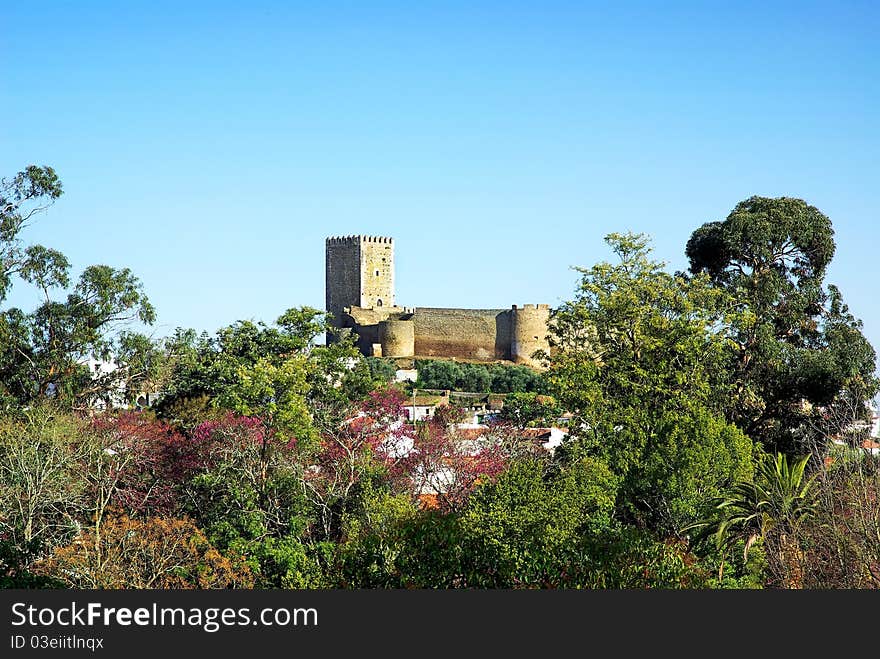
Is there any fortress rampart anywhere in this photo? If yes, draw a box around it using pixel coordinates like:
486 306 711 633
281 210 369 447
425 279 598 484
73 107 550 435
326 235 550 368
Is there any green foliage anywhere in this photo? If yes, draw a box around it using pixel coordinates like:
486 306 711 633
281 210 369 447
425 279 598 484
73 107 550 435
689 453 818 552
623 408 755 533
496 392 562 427
156 394 223 434
549 232 734 426
548 232 756 534
335 490 425 587
335 467 728 588
569 527 715 588
217 356 313 444
1 165 64 304
686 196 879 455
183 419 319 587
157 311 322 406
415 359 547 393
0 538 65 588
1 166 155 409
306 336 386 428
686 452 818 587
456 457 617 587
226 534 327 589
366 357 398 384
157 307 381 434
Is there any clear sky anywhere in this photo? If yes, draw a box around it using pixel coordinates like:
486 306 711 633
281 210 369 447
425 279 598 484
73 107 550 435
2 2 878 359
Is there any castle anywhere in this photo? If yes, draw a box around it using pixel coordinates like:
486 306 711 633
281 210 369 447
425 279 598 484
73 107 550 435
325 235 551 368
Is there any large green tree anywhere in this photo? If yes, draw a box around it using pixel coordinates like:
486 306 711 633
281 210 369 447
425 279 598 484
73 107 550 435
547 232 755 533
0 166 156 410
686 196 878 455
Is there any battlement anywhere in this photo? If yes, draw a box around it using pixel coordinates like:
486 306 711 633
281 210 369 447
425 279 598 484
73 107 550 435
512 303 551 311
326 235 393 245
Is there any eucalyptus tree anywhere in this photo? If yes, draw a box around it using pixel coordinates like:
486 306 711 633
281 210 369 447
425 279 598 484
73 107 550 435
1 165 157 410
686 196 878 455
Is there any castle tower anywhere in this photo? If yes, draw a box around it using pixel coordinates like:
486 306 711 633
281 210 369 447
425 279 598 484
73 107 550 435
511 304 551 368
379 318 415 358
325 235 395 338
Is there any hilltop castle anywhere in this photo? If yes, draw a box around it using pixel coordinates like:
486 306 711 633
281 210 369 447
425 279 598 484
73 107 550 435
325 235 551 368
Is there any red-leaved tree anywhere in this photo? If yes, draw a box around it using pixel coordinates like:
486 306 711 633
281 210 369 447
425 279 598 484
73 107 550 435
303 387 410 539
389 419 510 510
87 412 211 517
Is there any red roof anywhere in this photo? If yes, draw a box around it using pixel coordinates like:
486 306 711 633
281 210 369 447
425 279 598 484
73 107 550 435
456 428 492 440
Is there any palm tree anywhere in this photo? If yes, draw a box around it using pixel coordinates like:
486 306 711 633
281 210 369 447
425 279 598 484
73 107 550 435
685 452 819 586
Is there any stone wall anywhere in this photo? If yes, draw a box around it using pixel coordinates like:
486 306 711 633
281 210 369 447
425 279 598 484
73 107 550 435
379 318 415 357
411 308 512 361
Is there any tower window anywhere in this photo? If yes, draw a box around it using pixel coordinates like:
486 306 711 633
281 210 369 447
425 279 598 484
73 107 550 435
376 299 383 307
375 270 380 276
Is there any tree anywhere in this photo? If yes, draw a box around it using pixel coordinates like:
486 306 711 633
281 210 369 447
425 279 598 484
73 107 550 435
496 392 561 427
0 406 88 549
302 387 407 540
35 513 254 589
88 412 209 517
182 413 321 588
456 457 617 587
797 458 880 588
414 359 547 394
1 165 64 303
686 196 878 455
1 166 155 410
366 357 397 384
157 306 378 431
415 360 462 391
156 315 313 407
686 452 818 587
547 232 755 533
217 356 314 446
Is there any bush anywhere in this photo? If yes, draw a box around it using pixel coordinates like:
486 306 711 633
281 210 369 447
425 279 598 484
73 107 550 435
415 360 547 393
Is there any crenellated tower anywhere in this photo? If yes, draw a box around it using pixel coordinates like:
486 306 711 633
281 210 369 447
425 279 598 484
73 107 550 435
511 304 551 367
325 235 395 340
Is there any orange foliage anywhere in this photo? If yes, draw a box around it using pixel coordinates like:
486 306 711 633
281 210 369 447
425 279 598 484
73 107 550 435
36 512 253 589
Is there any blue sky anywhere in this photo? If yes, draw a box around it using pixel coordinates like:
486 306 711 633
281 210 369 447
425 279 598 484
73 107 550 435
2 1 878 358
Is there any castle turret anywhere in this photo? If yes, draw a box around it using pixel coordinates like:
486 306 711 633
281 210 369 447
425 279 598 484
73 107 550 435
510 304 551 368
379 318 415 358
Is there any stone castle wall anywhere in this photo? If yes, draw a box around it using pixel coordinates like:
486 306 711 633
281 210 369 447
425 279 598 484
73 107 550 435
378 318 415 358
326 235 550 368
411 308 511 361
